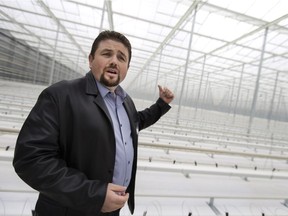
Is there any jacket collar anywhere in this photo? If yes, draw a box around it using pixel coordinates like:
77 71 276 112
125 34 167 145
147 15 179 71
85 71 113 124
85 71 99 96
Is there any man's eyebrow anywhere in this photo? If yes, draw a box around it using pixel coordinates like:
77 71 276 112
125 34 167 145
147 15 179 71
100 48 113 53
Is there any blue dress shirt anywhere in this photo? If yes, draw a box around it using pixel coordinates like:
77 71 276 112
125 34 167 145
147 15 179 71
96 80 134 187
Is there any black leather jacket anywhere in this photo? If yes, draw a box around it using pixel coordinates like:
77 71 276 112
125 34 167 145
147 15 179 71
13 71 171 216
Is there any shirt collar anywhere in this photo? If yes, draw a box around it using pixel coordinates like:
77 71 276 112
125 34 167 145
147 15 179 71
95 79 127 100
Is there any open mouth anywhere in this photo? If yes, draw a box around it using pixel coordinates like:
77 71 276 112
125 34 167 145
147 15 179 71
107 68 118 74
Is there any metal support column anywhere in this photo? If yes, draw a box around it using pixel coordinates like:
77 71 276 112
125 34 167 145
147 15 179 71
49 24 60 85
283 199 288 208
233 64 244 119
194 54 206 116
267 71 279 129
105 0 114 30
176 4 198 124
207 198 221 215
275 87 283 120
229 77 236 114
244 89 250 115
100 1 105 32
33 41 41 84
73 50 81 79
183 73 190 106
203 71 210 108
247 27 268 134
154 49 163 97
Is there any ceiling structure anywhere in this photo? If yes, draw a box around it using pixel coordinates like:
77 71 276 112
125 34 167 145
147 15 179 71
0 0 288 124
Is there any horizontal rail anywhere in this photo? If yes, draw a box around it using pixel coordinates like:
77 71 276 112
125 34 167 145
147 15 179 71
0 189 287 201
139 141 288 160
137 160 288 180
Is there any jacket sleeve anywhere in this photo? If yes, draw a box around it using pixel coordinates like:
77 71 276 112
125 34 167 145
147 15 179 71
13 88 106 214
138 98 171 131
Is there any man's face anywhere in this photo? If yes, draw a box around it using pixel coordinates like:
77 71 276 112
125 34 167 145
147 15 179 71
89 39 129 89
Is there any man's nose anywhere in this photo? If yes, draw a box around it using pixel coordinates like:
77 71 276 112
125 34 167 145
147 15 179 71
109 61 117 68
109 55 118 67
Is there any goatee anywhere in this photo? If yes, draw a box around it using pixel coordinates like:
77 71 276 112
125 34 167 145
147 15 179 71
100 73 120 87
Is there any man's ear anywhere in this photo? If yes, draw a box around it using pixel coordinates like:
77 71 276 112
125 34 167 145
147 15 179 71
88 54 93 69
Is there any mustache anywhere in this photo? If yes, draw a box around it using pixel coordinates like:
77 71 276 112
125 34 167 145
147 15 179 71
108 62 117 68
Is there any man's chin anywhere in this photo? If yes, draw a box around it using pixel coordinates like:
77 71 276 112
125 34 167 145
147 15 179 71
101 80 119 88
100 75 120 87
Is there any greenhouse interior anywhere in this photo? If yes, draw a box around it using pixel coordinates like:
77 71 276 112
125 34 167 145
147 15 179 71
0 0 288 215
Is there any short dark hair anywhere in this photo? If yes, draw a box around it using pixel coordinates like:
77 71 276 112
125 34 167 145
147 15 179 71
89 30 132 67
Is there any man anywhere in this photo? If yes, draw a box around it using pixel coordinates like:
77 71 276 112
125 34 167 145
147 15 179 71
13 30 174 216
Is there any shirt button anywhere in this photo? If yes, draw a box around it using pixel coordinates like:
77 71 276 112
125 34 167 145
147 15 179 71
128 161 130 164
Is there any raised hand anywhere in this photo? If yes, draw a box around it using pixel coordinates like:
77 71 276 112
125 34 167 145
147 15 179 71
158 85 174 104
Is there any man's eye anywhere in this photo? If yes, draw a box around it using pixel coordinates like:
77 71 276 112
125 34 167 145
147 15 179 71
118 55 126 62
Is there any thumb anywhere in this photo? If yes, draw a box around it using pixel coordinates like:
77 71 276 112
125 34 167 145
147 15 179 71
158 85 163 93
109 183 127 193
